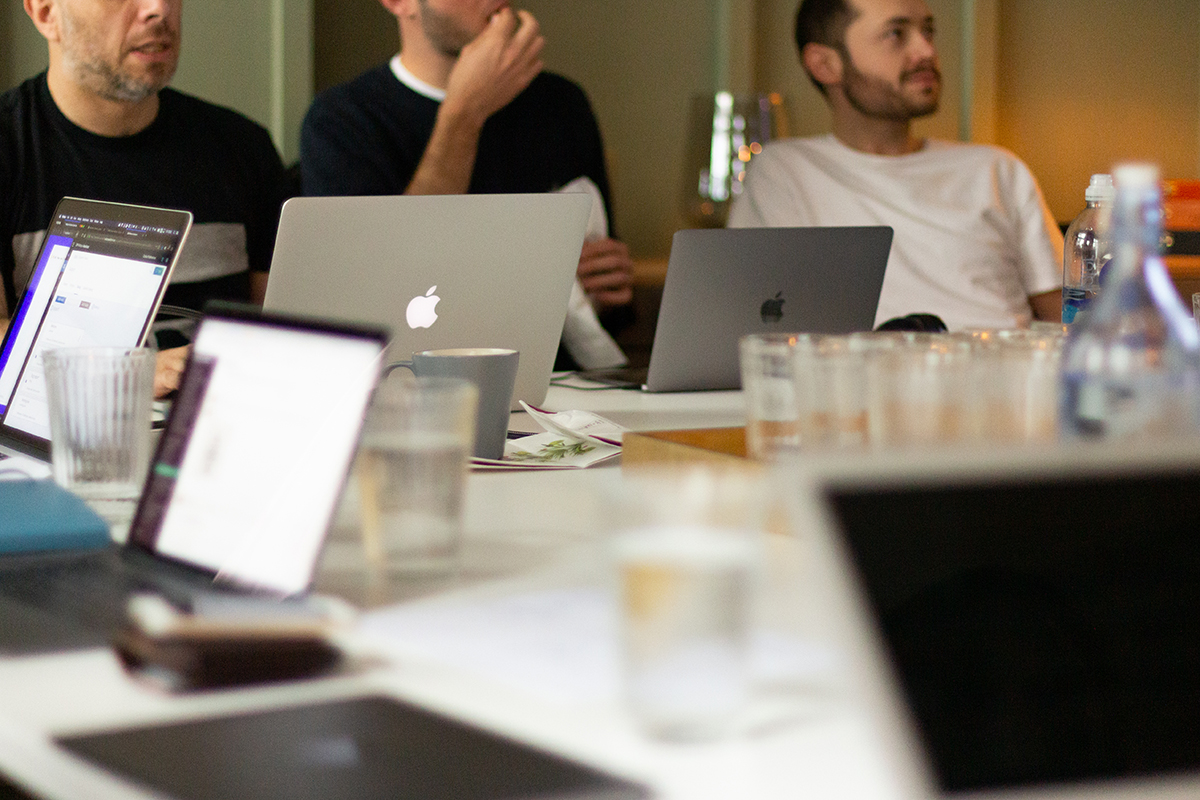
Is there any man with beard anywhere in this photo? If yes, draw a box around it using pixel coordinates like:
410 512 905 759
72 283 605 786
730 0 1062 330
300 1 634 370
0 0 289 395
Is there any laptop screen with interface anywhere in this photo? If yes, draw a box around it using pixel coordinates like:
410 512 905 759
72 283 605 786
0 197 191 451
126 305 387 595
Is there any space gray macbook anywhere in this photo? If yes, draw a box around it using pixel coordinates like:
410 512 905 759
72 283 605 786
263 193 591 409
0 197 192 460
795 443 1200 800
643 226 892 392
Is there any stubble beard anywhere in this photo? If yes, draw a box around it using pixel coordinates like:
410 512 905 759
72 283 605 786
840 51 941 122
417 0 476 58
59 13 177 103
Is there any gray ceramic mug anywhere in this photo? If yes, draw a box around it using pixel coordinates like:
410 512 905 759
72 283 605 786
386 348 519 460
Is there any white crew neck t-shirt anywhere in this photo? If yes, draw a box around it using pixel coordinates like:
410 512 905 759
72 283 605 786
729 134 1063 330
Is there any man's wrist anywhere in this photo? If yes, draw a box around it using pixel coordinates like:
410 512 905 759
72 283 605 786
437 93 488 133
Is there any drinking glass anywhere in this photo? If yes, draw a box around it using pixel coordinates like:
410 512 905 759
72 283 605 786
739 333 800 461
612 469 763 741
356 376 478 591
43 347 156 536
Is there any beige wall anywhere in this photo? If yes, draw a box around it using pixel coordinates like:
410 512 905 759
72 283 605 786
1 3 49 84
313 0 397 93
520 0 718 258
990 0 1200 223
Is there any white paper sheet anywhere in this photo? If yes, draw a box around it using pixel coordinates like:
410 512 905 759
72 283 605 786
359 586 840 707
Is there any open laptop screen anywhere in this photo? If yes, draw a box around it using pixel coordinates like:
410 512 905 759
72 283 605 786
829 469 1200 794
0 198 191 440
128 306 387 595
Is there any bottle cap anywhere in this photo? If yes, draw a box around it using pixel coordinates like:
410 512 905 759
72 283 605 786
1113 163 1160 191
1085 173 1115 203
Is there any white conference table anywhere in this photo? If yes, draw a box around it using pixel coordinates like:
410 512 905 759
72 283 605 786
0 381 909 800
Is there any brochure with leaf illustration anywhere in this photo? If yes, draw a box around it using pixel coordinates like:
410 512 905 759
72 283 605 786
470 405 625 470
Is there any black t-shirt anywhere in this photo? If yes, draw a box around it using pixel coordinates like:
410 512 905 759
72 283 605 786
0 73 289 315
300 66 616 222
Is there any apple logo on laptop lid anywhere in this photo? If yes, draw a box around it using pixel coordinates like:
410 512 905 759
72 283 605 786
406 286 440 329
760 292 784 324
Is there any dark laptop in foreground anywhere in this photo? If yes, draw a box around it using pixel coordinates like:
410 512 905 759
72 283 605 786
52 694 648 800
797 443 1200 799
589 225 891 392
0 198 192 460
0 303 387 655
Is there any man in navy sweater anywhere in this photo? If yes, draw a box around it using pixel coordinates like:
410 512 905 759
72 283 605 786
301 2 634 367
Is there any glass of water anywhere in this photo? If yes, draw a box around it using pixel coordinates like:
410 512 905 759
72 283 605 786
612 469 764 741
356 376 478 590
43 346 156 538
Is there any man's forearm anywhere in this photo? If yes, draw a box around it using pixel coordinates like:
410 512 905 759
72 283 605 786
404 104 484 196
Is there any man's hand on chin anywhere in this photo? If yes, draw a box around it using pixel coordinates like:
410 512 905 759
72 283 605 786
443 8 545 124
154 345 190 399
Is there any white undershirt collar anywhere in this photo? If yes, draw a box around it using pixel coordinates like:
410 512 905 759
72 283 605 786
389 55 446 102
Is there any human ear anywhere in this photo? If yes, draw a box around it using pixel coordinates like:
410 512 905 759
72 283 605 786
802 42 843 88
24 0 61 43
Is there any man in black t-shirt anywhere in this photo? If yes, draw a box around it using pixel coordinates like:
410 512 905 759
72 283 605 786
1 0 289 395
301 1 634 368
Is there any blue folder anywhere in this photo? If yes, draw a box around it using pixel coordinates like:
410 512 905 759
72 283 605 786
0 480 110 553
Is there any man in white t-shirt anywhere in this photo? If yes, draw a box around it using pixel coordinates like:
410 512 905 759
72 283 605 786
729 0 1063 330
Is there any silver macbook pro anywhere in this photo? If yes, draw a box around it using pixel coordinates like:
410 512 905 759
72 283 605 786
794 442 1200 800
0 198 192 461
263 193 591 409
643 226 891 392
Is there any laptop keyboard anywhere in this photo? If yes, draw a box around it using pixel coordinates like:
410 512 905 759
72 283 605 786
0 551 146 624
0 549 211 654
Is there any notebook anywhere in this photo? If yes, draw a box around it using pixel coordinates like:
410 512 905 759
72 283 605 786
0 197 192 460
263 193 591 409
796 443 1200 799
0 303 388 654
641 226 891 392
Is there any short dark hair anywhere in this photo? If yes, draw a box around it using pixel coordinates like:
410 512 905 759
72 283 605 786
794 0 858 93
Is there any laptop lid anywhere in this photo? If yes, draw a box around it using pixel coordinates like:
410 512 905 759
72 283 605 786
795 444 1200 800
126 303 388 595
57 695 649 800
644 226 892 392
262 193 591 409
0 197 192 459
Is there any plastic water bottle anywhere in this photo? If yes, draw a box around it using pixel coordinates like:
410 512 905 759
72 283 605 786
1061 174 1114 325
1060 163 1200 440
